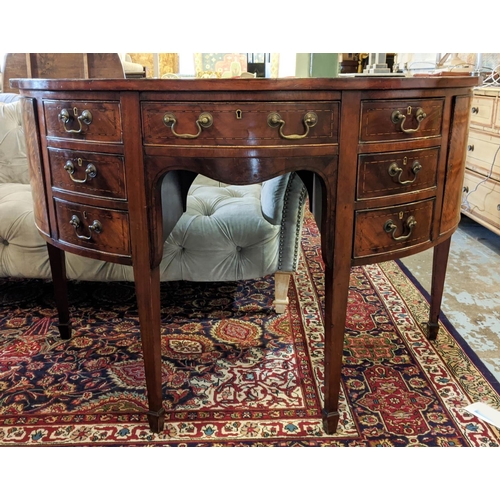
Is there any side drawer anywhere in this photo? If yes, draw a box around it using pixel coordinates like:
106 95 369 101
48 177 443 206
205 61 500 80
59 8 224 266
357 147 439 200
43 100 122 143
465 130 500 181
462 170 500 232
470 95 495 128
354 199 435 258
142 101 339 146
360 99 443 143
54 199 130 257
48 148 127 200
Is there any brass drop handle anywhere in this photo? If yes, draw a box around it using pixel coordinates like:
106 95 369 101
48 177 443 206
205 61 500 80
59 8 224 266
384 215 417 241
391 107 427 134
58 108 93 134
267 111 318 140
388 160 422 185
163 112 213 139
69 215 102 240
64 160 97 183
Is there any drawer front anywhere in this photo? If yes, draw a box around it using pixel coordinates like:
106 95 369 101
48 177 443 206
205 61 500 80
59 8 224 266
354 199 434 258
462 170 500 230
48 148 127 199
360 99 443 143
142 101 339 146
54 199 130 257
470 95 495 127
357 147 439 200
465 130 500 181
43 100 122 143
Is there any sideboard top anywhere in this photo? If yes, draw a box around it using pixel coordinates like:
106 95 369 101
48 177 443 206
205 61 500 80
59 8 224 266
10 76 481 93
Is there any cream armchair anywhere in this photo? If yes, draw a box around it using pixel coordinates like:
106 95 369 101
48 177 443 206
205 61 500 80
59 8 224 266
0 93 307 312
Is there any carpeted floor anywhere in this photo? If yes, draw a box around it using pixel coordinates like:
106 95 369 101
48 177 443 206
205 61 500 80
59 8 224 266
0 212 499 446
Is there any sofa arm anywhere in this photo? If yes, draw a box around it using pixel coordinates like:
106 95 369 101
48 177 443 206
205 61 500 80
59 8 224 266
0 94 29 185
0 93 21 104
261 172 307 272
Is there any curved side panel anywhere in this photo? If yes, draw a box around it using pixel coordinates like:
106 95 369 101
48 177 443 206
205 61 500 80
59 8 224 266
21 97 50 237
440 93 473 235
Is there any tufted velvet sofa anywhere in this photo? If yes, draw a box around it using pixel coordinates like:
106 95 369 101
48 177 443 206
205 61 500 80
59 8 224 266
0 93 308 312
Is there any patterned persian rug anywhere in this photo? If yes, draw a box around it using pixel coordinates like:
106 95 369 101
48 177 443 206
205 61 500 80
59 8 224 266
1 212 499 447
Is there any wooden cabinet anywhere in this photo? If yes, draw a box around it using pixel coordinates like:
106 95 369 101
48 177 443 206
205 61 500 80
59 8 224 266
462 87 500 235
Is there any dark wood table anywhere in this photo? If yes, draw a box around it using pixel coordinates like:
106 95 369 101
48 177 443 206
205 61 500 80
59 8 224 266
12 76 479 434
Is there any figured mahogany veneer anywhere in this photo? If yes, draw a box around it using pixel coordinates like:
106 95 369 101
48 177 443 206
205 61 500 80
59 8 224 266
12 76 479 435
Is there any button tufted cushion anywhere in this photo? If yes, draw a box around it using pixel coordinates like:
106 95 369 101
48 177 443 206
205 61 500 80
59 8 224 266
0 99 29 184
160 176 281 282
0 183 52 277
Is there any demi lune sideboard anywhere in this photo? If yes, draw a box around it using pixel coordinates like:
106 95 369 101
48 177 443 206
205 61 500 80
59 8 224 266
12 76 479 434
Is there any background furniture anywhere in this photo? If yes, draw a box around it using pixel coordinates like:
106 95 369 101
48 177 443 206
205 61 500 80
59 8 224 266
0 92 306 311
121 54 146 78
462 87 500 235
13 76 478 435
1 54 125 93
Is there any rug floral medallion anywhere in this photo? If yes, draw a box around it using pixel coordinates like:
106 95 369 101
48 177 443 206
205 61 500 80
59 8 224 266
0 213 499 446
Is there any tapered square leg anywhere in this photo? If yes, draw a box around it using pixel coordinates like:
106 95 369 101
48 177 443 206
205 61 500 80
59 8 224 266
46 243 72 340
427 237 452 340
133 264 165 433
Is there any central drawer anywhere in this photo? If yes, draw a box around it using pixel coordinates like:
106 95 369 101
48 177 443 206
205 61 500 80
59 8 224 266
354 199 435 258
54 199 130 257
141 101 339 146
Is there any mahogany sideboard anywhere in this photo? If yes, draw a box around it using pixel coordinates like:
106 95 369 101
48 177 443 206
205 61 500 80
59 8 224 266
12 76 479 434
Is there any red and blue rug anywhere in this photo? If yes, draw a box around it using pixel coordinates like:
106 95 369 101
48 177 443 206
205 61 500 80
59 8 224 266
1 212 499 446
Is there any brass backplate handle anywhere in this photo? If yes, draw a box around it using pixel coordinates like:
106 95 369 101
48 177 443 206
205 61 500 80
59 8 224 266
388 160 422 185
64 160 97 184
384 215 417 241
69 215 102 240
391 107 427 134
267 111 318 140
163 112 213 139
58 108 93 134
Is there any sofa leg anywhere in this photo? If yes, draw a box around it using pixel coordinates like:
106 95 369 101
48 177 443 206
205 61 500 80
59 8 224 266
274 271 291 313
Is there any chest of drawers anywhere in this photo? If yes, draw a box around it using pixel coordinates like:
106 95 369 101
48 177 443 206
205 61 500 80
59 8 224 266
13 76 478 435
462 87 500 235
